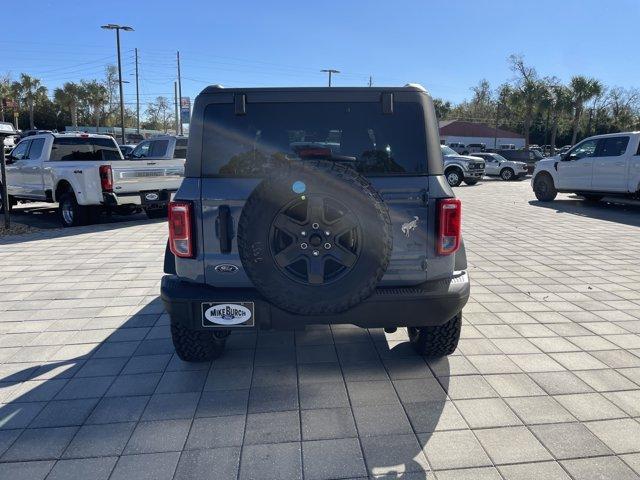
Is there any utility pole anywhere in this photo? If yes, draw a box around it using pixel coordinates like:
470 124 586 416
177 51 183 135
135 47 140 134
321 69 340 87
368 76 373 87
101 24 134 144
174 81 179 135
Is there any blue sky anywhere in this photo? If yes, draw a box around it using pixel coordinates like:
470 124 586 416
2 0 639 110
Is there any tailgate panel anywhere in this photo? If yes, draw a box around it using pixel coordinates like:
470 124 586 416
111 160 185 194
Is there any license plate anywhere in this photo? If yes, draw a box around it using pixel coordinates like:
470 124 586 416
201 302 255 328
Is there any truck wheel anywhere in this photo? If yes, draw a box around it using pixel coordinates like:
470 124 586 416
58 192 89 227
463 178 478 186
171 323 226 362
238 160 392 315
145 207 168 219
500 168 514 181
445 168 463 187
408 313 462 357
533 173 557 202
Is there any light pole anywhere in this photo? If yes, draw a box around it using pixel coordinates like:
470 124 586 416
321 69 340 87
101 24 134 144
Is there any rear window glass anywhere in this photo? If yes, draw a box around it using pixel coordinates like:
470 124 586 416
51 137 121 161
202 102 427 176
599 136 629 157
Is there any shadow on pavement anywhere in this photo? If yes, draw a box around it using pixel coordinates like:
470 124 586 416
0 204 166 246
529 195 640 228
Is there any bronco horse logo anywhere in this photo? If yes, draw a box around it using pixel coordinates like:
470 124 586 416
401 216 419 237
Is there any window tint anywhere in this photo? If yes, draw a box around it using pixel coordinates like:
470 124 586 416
11 140 30 160
202 102 427 176
599 136 629 157
176 139 188 147
173 147 187 159
131 141 150 158
150 140 169 157
569 139 598 159
26 138 45 159
50 137 122 161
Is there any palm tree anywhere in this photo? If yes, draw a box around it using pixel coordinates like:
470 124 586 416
81 80 108 132
568 76 603 145
508 55 545 147
53 82 82 128
12 74 47 129
548 85 573 154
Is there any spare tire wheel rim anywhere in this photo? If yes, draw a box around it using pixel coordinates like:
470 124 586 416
270 194 361 285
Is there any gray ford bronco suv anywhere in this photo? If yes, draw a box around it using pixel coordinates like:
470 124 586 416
161 85 470 361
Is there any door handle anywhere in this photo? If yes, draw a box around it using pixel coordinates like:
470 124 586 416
73 170 83 174
216 205 233 253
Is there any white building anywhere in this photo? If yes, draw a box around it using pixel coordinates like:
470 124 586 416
439 120 525 149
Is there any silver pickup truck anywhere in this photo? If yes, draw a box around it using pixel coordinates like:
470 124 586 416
0 132 185 226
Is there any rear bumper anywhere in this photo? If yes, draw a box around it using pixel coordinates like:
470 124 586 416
160 271 470 330
103 189 176 208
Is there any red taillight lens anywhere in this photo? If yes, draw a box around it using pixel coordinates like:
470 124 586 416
168 201 194 258
99 165 113 191
437 198 462 255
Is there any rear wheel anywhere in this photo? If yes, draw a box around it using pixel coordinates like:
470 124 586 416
58 192 89 227
145 207 168 219
408 313 462 357
171 323 227 362
500 168 515 181
533 173 557 201
445 168 463 187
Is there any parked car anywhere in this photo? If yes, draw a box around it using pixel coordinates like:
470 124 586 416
161 84 470 361
126 135 188 161
441 145 485 186
0 122 19 154
466 143 486 153
471 152 528 180
448 142 469 155
0 132 185 225
499 144 516 150
119 144 136 157
487 148 543 173
532 132 640 202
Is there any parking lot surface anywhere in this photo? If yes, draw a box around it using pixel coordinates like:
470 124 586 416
1 180 640 480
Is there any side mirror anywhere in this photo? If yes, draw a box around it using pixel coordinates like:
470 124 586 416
4 155 15 165
561 153 572 161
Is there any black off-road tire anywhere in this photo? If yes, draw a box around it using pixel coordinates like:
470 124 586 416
171 323 226 362
58 192 89 227
463 178 479 186
408 313 462 357
533 173 557 201
445 168 463 187
500 168 515 181
145 207 168 219
238 160 392 315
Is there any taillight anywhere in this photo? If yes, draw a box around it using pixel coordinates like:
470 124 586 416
169 201 194 258
99 165 113 191
437 198 461 255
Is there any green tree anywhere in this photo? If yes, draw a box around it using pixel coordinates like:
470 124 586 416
568 75 603 145
81 80 109 131
432 98 452 120
546 84 573 154
53 82 82 128
13 73 48 129
508 55 546 148
145 96 172 132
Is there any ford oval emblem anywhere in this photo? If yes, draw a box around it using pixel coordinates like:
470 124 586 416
145 192 159 201
215 264 239 273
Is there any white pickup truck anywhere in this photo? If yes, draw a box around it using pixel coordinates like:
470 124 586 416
0 132 185 226
532 132 640 202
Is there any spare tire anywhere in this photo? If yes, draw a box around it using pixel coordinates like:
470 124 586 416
238 160 392 315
